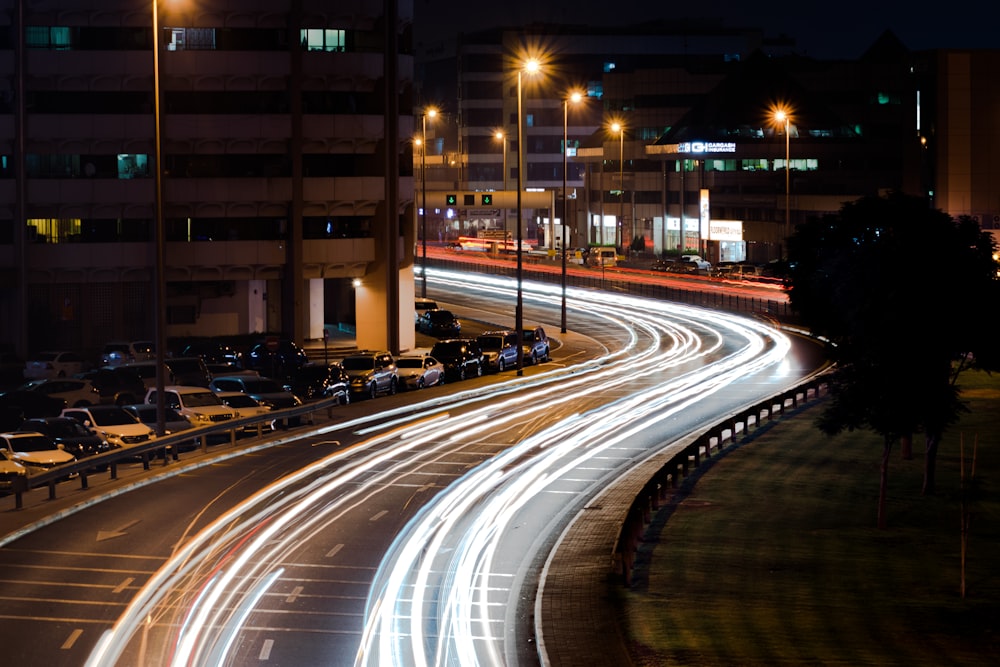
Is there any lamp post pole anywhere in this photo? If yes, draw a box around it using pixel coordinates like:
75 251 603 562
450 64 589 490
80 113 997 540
561 92 581 334
152 0 166 439
496 130 507 246
515 60 539 375
561 98 569 334
420 108 436 298
618 125 624 250
516 67 525 375
774 108 791 259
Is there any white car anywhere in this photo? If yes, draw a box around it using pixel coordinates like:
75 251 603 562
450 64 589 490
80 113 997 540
145 386 237 426
0 431 77 476
100 340 156 367
23 351 85 380
18 378 100 408
0 452 29 491
214 391 273 432
60 405 156 449
395 354 445 390
681 254 712 271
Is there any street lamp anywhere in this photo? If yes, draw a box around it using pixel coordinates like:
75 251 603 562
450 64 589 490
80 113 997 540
773 108 791 258
562 91 583 334
516 58 540 376
420 107 437 298
495 130 507 245
611 121 624 250
152 0 167 440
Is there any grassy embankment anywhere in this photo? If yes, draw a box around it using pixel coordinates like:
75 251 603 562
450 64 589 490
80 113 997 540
623 369 999 666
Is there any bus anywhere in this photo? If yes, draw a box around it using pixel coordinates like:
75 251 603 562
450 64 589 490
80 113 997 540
454 236 531 254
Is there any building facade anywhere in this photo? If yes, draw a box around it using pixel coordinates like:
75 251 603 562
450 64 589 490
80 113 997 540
1 0 417 360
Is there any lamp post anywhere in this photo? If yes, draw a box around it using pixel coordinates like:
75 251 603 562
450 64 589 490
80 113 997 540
152 0 167 439
774 108 791 258
420 107 437 298
561 91 583 334
611 121 624 250
516 59 540 376
496 130 507 245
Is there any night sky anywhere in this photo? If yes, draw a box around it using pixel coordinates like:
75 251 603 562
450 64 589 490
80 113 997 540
413 0 999 59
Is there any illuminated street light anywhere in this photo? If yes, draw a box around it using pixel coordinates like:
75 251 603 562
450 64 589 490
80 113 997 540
773 108 791 258
516 58 540 376
420 107 438 298
562 91 584 334
610 121 625 250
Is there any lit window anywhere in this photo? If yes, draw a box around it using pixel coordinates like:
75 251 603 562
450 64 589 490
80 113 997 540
301 29 346 52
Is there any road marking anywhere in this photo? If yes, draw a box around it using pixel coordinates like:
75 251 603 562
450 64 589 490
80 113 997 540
259 638 274 660
61 628 83 649
285 586 303 603
369 510 388 522
96 519 141 542
113 577 134 594
326 543 344 558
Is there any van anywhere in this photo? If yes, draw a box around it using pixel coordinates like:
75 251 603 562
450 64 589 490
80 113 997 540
588 247 618 267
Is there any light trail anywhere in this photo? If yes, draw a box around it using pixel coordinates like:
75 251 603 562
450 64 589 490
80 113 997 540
85 268 793 667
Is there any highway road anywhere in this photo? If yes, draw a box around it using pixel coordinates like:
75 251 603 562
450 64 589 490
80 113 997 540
0 268 825 667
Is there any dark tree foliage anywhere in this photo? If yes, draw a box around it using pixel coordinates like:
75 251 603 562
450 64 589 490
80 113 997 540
786 192 998 525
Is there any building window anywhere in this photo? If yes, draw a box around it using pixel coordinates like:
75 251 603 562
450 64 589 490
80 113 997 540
167 27 216 51
301 29 346 52
25 26 71 50
117 154 149 179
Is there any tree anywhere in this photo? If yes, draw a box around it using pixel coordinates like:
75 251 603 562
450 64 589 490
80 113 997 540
786 192 998 526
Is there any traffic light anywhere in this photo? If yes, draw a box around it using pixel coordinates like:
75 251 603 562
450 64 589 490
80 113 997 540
446 193 457 206
481 194 492 205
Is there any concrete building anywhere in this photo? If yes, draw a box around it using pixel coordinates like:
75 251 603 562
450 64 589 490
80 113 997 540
1 0 417 360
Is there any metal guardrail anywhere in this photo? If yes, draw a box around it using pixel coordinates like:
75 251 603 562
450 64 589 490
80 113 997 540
3 396 342 509
610 376 830 586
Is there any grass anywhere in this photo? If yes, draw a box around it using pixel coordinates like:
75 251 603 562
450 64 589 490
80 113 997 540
621 370 1000 666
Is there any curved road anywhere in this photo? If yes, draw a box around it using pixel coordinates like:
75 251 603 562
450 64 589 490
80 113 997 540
0 269 824 667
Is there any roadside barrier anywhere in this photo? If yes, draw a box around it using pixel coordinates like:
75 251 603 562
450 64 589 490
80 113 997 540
611 377 829 586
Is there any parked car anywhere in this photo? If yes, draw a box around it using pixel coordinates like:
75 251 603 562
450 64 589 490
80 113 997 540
125 357 212 389
213 392 273 432
60 405 156 449
144 386 238 427
417 309 462 337
244 339 309 380
180 339 245 368
681 254 712 271
430 339 484 380
284 363 351 404
0 390 66 431
99 340 155 367
20 416 115 463
23 351 85 380
0 431 77 477
122 404 195 440
17 378 99 408
521 326 551 365
77 366 147 406
395 354 445 390
414 299 439 327
476 330 519 372
340 351 398 399
0 453 28 493
208 376 303 426
206 364 259 380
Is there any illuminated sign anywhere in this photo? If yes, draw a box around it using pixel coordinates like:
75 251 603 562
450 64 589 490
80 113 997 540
677 141 737 154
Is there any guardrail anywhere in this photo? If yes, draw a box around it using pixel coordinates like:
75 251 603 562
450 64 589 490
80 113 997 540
611 376 830 586
3 396 342 510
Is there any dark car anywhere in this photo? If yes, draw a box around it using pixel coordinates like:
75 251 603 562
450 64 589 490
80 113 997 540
0 390 66 431
417 309 462 337
476 330 519 372
181 339 245 368
521 326 551 365
77 366 147 406
245 339 309 380
284 363 351 404
19 416 115 463
430 339 484 380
